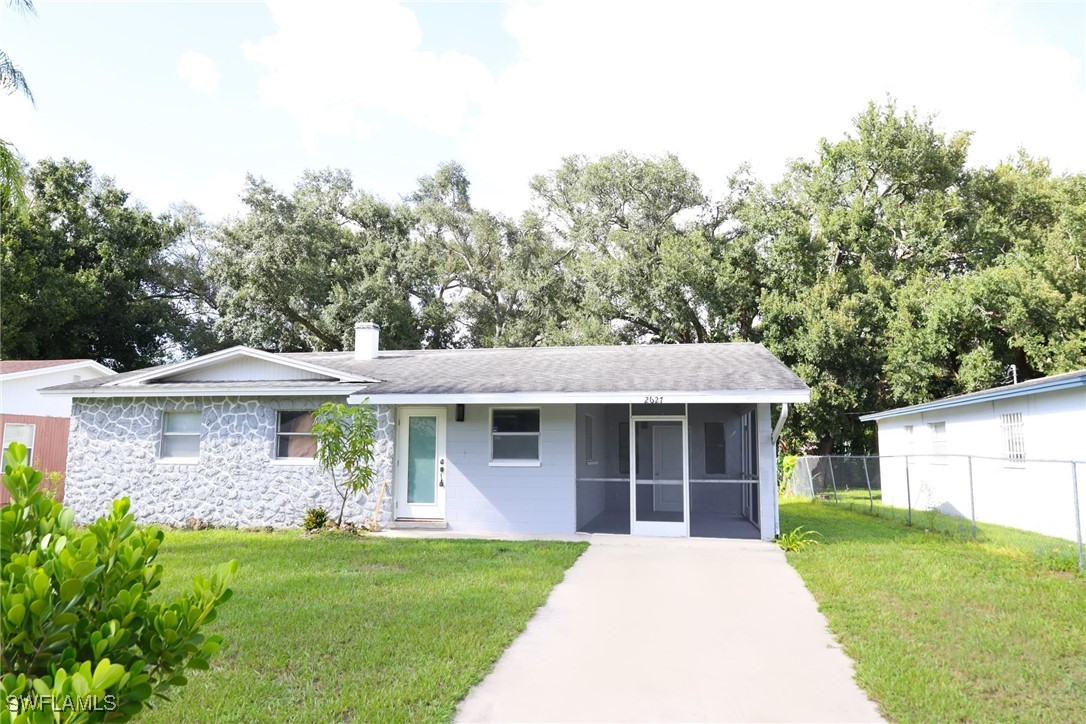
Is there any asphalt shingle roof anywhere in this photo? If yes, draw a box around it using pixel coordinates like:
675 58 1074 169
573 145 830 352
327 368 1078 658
860 368 1086 421
44 343 807 396
0 359 96 375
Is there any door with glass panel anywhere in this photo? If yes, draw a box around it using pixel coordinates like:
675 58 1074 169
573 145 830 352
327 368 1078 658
631 418 688 536
395 408 447 520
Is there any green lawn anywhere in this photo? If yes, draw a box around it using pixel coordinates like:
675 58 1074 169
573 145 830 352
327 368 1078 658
141 531 586 723
780 499 1086 722
817 489 1084 565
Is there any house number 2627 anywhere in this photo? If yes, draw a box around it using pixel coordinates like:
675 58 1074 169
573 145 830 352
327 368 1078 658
644 396 664 404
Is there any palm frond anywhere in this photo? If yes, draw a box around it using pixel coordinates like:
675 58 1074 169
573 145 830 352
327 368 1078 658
0 49 34 104
5 0 37 17
0 138 28 217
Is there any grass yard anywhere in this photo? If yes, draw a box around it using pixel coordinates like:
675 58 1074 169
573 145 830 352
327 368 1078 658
780 499 1086 722
141 531 586 723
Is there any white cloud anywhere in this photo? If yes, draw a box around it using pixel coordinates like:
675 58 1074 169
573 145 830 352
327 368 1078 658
0 93 47 160
177 51 221 93
243 0 492 147
246 0 1086 215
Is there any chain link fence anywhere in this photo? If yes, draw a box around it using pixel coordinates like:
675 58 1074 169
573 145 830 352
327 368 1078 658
785 454 1085 572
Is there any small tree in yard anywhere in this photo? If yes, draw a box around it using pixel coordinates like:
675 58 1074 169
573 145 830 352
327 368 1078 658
0 443 237 722
312 401 379 528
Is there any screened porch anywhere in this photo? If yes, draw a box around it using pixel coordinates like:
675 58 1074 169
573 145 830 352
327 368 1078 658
574 403 762 538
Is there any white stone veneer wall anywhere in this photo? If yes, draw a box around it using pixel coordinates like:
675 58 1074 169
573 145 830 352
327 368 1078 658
65 396 395 528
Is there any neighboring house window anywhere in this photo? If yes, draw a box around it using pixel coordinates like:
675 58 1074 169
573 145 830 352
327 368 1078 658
1000 412 1026 463
491 408 540 464
928 421 947 463
3 423 36 464
160 411 201 459
618 422 630 475
584 415 597 465
704 422 726 475
277 411 317 458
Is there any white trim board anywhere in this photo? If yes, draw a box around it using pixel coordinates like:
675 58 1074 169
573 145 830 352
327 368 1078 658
0 360 116 382
103 346 377 387
41 386 360 397
351 390 810 405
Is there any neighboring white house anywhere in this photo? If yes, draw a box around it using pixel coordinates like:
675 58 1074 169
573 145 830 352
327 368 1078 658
0 360 116 497
41 323 809 540
861 370 1086 541
1 359 116 418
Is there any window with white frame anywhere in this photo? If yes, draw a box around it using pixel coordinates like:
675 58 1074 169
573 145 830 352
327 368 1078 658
928 421 947 463
1000 412 1025 463
3 423 36 464
903 424 916 455
276 411 317 459
584 414 597 465
491 408 540 464
159 411 201 459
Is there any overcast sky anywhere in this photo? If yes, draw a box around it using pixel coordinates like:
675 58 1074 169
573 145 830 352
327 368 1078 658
3 0 1084 220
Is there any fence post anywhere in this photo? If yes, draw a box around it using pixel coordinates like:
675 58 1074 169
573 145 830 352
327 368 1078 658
1072 462 1084 573
827 456 839 503
862 456 873 513
904 455 912 526
967 455 977 540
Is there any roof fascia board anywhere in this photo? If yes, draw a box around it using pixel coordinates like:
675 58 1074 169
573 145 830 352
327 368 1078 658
105 347 375 386
0 360 117 382
41 385 362 397
350 390 811 405
860 376 1086 422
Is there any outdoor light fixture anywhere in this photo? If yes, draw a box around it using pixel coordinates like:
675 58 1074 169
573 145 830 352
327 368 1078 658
456 404 465 422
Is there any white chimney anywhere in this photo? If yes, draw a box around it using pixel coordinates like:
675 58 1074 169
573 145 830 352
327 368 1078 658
354 322 380 360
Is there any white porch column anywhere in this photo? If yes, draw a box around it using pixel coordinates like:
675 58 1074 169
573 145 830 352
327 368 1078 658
757 403 778 541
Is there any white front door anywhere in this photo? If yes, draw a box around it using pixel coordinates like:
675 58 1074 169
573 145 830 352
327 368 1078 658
395 407 447 520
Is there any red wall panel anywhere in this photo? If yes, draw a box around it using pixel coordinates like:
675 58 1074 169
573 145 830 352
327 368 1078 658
0 414 70 503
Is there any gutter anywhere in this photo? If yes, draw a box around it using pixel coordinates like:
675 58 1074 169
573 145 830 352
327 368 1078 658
39 386 364 397
771 402 789 445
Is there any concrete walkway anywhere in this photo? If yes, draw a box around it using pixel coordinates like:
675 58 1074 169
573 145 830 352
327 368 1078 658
456 536 882 723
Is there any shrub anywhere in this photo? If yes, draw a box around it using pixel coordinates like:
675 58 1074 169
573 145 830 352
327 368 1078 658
312 401 379 527
302 507 329 531
0 443 237 721
777 525 823 552
779 454 799 494
1035 549 1080 574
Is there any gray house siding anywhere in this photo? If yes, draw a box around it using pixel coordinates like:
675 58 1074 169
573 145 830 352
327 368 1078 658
440 404 576 533
65 396 395 528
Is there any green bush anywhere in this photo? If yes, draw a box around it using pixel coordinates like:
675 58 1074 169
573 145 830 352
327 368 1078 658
0 443 237 722
312 401 378 527
302 507 329 531
778 454 798 493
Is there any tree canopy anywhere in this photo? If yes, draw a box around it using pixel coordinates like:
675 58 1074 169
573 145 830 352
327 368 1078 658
0 159 212 369
3 100 1083 453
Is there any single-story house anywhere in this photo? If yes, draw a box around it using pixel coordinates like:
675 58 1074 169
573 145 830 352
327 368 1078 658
42 323 809 540
861 369 1086 541
0 359 117 502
